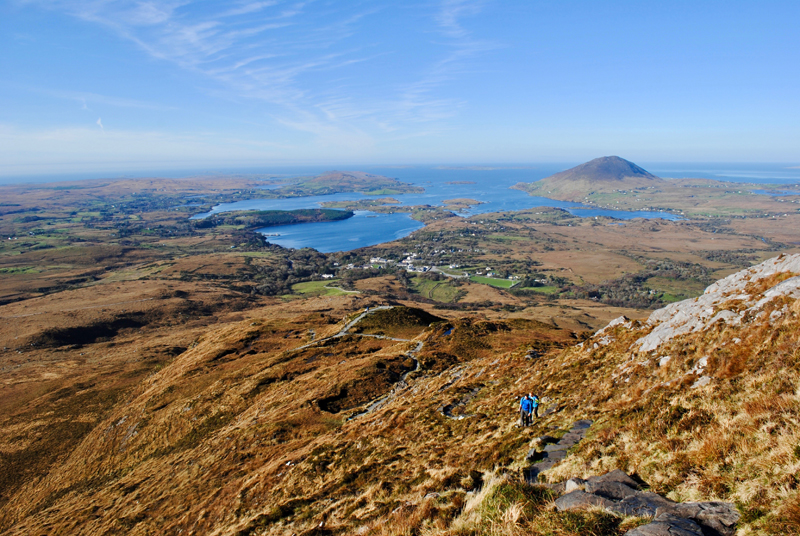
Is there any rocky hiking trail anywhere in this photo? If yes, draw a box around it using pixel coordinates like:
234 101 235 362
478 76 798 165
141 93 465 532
290 305 397 352
523 419 593 482
521 422 740 535
552 469 740 536
294 302 745 535
287 305 427 420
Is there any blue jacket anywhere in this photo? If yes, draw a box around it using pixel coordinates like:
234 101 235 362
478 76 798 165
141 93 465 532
520 397 533 412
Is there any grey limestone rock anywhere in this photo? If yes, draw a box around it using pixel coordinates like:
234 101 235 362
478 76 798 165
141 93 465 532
612 492 676 517
523 462 555 484
571 419 593 430
659 502 740 536
624 513 704 536
558 432 583 445
584 480 639 500
547 469 739 536
543 481 566 494
636 254 800 353
554 490 616 512
691 375 711 389
542 449 567 461
588 469 642 490
564 477 586 493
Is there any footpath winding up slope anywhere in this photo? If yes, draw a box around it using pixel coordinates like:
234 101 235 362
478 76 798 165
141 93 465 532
526 253 800 534
1 256 799 535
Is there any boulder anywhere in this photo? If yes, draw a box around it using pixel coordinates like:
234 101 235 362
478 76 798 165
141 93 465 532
554 490 616 512
612 492 675 517
558 432 583 444
523 462 555 483
587 469 641 490
660 502 740 536
542 449 567 461
564 477 586 493
543 481 566 494
571 419 593 430
625 513 704 536
584 480 639 500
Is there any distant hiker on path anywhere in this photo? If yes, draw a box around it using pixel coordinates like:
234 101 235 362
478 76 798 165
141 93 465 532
519 394 533 427
530 393 540 419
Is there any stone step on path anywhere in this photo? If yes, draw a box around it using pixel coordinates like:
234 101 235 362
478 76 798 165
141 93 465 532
549 469 740 536
523 419 593 484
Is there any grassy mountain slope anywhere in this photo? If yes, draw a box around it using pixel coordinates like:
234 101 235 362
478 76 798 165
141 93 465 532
2 255 799 535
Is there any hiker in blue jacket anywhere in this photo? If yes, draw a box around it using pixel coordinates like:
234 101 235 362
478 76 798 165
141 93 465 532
519 394 533 427
530 393 540 418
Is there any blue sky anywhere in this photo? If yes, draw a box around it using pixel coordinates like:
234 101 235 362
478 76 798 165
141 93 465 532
1 0 798 176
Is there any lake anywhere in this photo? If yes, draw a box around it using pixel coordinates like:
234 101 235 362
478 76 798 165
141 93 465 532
7 163 797 252
195 166 684 252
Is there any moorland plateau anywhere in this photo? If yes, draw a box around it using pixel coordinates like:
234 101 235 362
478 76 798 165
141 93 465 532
1 159 800 535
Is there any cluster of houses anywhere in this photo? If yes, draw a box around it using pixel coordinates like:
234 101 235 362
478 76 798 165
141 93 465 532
317 253 538 284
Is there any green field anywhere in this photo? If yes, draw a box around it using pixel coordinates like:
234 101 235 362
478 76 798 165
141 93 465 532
0 266 40 274
644 276 706 302
291 280 356 296
469 275 517 288
517 285 559 294
364 189 402 195
411 277 463 302
435 267 468 276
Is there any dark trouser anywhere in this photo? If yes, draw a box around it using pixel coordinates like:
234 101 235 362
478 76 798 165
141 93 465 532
532 405 539 418
520 410 531 427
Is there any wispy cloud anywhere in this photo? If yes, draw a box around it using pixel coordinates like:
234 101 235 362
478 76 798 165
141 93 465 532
435 0 485 38
220 1 280 18
96 117 104 129
19 0 501 147
391 0 499 127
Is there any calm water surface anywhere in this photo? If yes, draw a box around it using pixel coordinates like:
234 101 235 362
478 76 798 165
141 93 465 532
199 166 683 251
7 164 799 252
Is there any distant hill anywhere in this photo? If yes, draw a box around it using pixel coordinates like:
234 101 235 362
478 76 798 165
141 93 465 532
512 156 661 200
544 156 659 184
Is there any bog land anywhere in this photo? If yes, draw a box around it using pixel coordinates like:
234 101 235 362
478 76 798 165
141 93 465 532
1 168 800 535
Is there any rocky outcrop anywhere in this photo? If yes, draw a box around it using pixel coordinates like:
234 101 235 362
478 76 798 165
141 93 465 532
635 254 800 353
550 470 740 536
625 513 704 536
554 489 616 511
